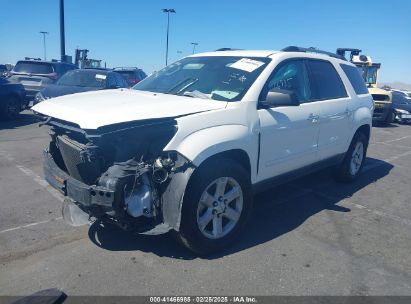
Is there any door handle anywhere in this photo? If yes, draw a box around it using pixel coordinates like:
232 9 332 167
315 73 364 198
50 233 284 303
307 113 320 123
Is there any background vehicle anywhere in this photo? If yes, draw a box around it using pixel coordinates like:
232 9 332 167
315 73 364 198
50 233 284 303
74 49 103 69
337 48 393 125
33 47 373 255
113 67 147 86
0 77 26 120
0 64 8 78
32 69 129 106
392 90 411 123
8 59 77 102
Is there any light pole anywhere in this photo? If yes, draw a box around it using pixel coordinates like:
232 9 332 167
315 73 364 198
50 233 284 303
162 8 176 66
191 42 198 54
39 31 49 60
60 0 66 61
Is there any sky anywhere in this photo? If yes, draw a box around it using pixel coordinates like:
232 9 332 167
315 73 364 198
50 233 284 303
0 0 410 83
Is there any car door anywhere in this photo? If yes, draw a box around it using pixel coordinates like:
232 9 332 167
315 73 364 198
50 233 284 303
257 59 322 181
306 59 351 160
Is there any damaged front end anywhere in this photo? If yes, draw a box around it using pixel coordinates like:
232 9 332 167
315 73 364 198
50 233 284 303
42 117 193 234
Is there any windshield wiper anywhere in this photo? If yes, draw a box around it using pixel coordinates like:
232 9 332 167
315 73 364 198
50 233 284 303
166 78 199 94
182 90 211 99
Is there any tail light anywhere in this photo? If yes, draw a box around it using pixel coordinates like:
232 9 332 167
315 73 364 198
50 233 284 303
130 79 140 85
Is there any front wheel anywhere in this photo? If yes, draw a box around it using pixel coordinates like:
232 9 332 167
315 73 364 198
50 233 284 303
386 110 395 124
174 158 252 255
336 132 368 182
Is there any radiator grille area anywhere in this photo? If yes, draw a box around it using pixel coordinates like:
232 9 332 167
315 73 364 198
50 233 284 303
57 135 101 184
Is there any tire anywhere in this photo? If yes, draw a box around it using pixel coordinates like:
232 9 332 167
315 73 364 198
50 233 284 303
336 132 368 182
386 110 395 124
174 158 253 255
1 95 20 120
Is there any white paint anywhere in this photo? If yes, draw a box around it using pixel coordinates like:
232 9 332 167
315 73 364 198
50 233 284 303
32 89 227 129
371 135 411 145
32 50 373 186
0 217 63 234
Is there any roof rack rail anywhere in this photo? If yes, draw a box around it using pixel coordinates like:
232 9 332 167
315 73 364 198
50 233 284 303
24 57 42 61
215 48 241 51
113 67 140 70
282 46 346 61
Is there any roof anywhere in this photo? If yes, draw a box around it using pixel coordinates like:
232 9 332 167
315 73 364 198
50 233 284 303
188 48 348 63
189 50 279 58
16 60 76 66
113 67 142 71
72 69 111 74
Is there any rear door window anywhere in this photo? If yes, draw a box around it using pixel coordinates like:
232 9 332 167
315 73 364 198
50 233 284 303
340 64 369 95
307 60 347 100
13 62 54 74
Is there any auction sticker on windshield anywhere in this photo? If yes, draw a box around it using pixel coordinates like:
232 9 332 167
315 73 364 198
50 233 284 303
96 74 107 80
230 58 265 72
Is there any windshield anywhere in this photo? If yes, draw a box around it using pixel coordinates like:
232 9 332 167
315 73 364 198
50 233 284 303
13 61 54 74
356 65 378 84
133 56 271 101
56 70 107 88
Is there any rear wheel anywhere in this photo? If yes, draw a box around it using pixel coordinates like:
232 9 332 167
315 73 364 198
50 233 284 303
1 95 20 120
336 132 368 182
174 158 252 255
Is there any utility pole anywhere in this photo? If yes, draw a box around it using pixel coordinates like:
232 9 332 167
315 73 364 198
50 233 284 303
162 8 176 66
39 31 49 60
191 42 199 54
60 0 66 62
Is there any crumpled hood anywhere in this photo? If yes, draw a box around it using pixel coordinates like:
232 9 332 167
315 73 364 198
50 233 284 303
32 89 227 129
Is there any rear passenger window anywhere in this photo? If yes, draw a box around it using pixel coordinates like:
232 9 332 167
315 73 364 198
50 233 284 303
308 60 347 100
340 64 369 95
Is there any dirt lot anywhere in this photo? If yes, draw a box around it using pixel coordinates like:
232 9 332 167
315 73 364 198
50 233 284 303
1 111 411 296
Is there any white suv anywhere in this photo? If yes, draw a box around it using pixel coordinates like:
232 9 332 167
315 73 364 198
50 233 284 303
33 47 373 255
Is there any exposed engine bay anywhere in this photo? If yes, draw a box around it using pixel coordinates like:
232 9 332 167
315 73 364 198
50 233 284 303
43 117 193 233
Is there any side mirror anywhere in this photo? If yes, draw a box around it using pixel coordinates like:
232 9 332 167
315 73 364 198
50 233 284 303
259 88 300 108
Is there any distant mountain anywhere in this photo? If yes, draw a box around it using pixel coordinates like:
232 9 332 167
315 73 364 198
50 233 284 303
379 82 411 90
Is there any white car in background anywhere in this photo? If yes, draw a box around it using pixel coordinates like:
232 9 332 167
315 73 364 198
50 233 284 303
33 47 373 255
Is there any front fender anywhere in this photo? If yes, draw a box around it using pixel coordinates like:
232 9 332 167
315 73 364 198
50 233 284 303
160 124 257 231
171 124 257 173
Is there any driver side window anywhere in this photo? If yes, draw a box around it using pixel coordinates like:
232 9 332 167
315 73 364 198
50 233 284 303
259 59 312 103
